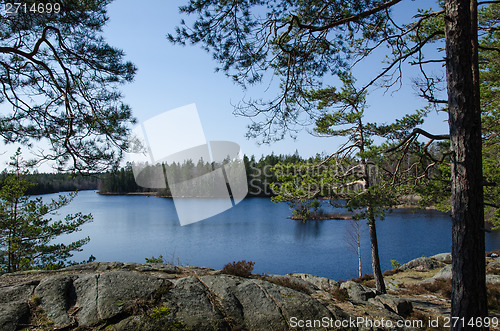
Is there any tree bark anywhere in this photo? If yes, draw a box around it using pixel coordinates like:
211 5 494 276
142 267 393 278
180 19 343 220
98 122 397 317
444 0 488 328
368 214 386 294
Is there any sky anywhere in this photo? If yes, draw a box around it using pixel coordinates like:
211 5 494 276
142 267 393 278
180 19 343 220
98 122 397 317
1 0 449 170
101 0 448 158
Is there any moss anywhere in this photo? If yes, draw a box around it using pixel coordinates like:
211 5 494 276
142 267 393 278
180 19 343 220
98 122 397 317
172 320 184 328
115 299 125 307
149 305 171 319
30 295 42 306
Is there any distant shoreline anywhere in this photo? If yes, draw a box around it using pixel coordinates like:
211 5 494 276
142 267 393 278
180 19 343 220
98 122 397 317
98 191 239 199
98 191 158 196
288 213 352 221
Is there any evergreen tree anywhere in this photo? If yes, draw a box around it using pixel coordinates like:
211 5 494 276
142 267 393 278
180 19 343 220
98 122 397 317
479 3 500 227
171 0 491 321
0 150 92 272
0 0 136 172
271 76 425 293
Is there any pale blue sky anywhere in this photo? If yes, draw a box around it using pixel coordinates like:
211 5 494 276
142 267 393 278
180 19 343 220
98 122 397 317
102 0 448 159
1 0 449 169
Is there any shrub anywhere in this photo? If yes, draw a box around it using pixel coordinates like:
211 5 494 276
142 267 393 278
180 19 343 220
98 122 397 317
145 255 165 263
351 274 375 287
391 259 401 269
329 288 349 302
221 260 255 277
351 273 374 283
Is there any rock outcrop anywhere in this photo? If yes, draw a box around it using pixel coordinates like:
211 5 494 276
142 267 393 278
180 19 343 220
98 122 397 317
0 262 356 330
6 252 496 330
368 294 413 317
429 253 452 264
399 257 444 272
339 280 376 302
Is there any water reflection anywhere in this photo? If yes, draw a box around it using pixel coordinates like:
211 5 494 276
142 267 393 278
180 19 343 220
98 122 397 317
53 191 500 280
294 220 323 241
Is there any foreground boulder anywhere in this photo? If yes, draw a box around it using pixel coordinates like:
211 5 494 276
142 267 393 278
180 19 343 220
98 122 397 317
339 280 375 302
0 263 347 331
5 255 480 330
368 294 413 317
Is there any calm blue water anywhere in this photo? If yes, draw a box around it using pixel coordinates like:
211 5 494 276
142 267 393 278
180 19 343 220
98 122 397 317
53 190 500 281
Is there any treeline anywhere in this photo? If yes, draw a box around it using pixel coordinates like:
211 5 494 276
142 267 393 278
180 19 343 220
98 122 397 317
98 152 323 197
2 153 319 197
0 171 99 195
98 165 143 194
0 152 343 197
0 149 443 200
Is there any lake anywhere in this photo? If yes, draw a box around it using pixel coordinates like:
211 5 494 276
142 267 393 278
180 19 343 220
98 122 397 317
54 190 500 281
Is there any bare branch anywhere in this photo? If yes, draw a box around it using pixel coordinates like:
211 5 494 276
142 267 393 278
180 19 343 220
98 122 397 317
289 0 403 32
385 128 449 154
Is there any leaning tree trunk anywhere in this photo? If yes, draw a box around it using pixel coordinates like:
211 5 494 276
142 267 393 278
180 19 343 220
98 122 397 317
367 211 386 294
445 0 488 328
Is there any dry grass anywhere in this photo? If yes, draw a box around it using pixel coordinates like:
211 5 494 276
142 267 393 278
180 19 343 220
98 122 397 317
486 261 500 275
408 310 448 331
401 278 452 299
488 283 500 313
383 269 402 277
351 274 376 288
262 275 312 294
388 268 441 285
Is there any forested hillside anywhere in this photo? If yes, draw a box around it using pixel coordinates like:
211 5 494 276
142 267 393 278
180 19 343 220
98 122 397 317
98 153 319 197
0 171 99 195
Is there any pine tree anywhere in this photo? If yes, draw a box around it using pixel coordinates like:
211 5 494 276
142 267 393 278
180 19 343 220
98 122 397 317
0 150 92 272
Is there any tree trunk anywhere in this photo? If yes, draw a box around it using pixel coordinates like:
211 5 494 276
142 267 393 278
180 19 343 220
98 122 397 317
357 223 362 278
368 215 386 294
444 0 488 328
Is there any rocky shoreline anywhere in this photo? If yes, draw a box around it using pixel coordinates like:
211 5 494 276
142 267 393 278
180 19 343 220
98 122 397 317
1 254 499 330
